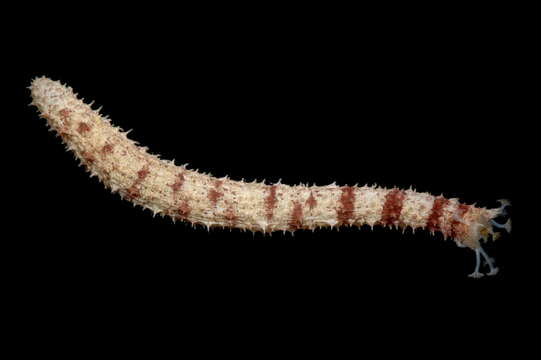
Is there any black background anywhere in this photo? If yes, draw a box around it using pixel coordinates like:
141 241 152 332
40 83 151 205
8 7 533 342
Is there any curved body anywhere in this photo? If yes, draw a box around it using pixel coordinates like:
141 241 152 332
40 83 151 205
30 77 508 275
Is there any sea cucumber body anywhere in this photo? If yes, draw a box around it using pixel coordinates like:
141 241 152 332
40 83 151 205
30 77 499 249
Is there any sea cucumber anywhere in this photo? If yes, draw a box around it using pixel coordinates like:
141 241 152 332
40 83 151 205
29 77 511 277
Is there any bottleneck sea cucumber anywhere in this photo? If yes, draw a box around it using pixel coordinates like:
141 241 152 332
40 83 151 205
29 77 511 278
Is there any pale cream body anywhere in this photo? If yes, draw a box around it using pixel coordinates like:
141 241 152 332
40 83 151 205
30 77 501 249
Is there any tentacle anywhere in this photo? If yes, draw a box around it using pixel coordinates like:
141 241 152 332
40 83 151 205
479 246 499 276
490 219 512 233
468 249 484 278
497 199 511 216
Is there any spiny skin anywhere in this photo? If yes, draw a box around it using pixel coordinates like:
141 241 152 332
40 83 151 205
30 77 503 250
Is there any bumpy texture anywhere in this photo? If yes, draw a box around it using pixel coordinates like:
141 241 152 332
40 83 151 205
30 77 503 250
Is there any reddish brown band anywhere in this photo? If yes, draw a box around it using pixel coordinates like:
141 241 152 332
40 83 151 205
337 186 355 225
380 189 407 226
289 201 304 229
265 185 278 221
426 197 449 233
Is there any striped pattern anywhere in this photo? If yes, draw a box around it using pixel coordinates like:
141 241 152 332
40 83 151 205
426 197 449 233
380 189 406 227
265 185 278 221
30 77 503 251
289 201 303 229
337 186 355 225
